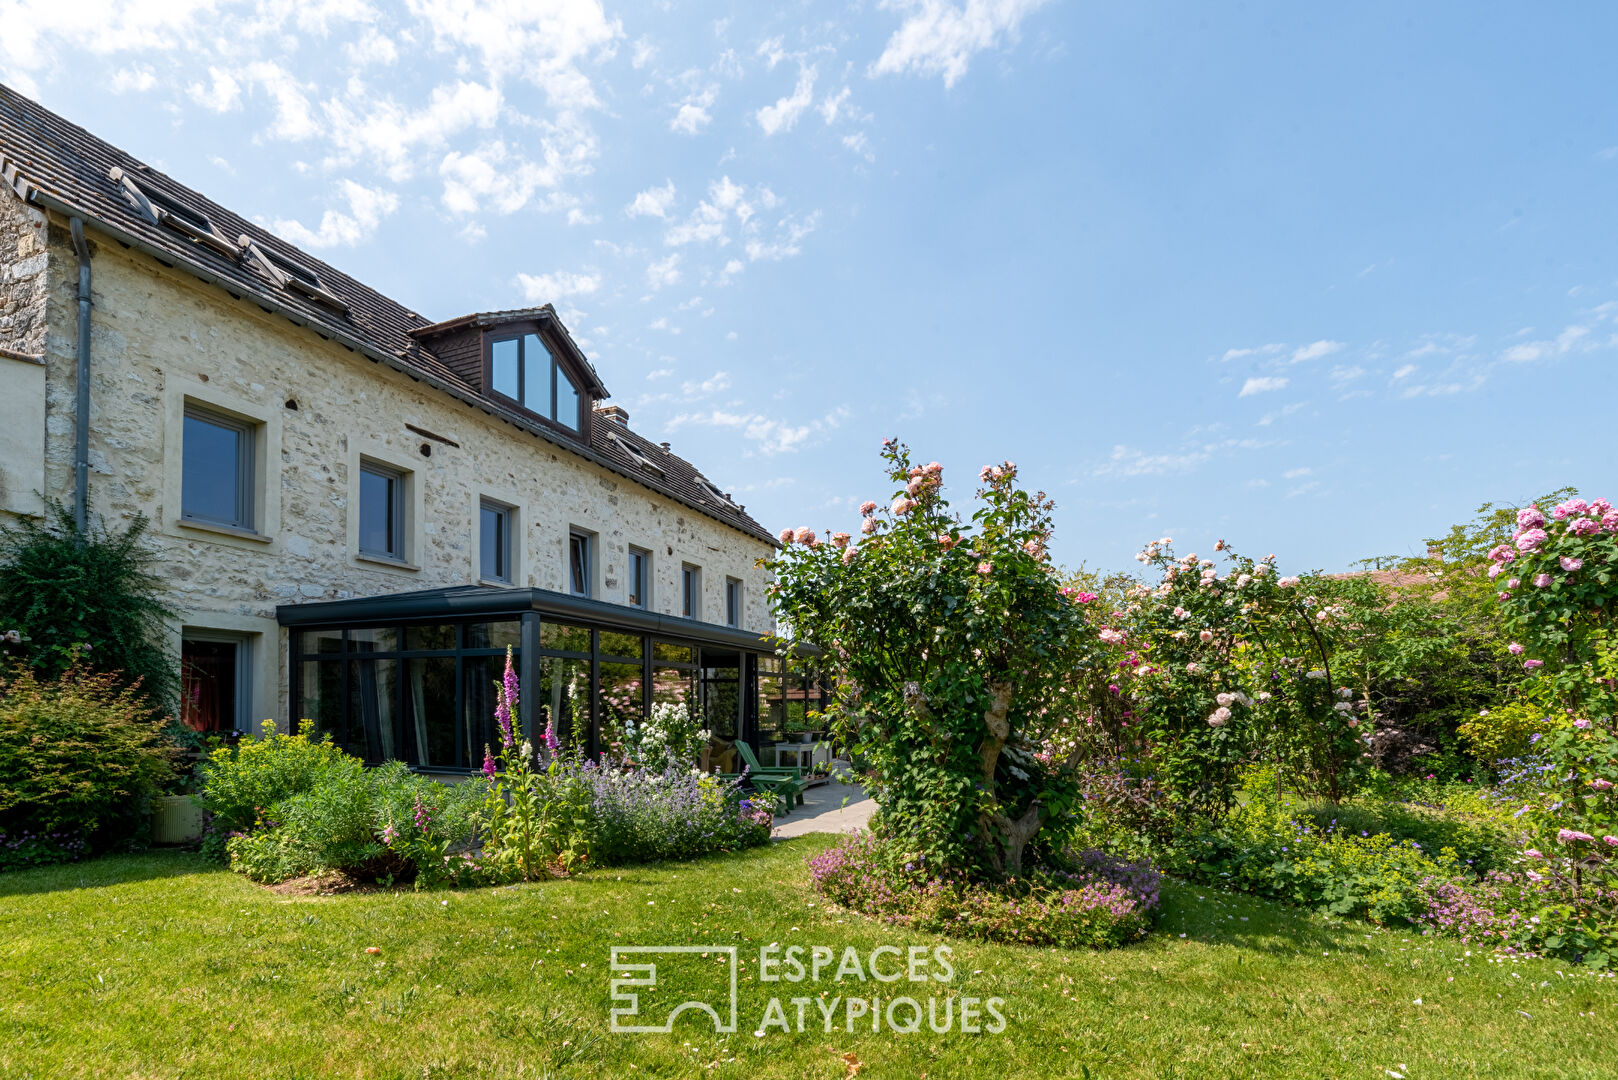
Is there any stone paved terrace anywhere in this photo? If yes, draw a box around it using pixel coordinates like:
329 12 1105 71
769 764 875 838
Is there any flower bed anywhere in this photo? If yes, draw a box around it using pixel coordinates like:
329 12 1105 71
808 832 1160 948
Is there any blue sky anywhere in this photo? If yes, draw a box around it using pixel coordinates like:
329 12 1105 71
4 1 1615 574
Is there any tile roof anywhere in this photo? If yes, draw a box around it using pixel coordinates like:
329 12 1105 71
0 82 775 547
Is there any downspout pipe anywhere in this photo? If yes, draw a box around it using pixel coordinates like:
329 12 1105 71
69 217 91 534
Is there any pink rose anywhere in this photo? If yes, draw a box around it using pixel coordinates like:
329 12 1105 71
1571 518 1599 536
937 532 956 549
1524 659 1543 670
778 528 794 545
976 561 992 576
830 532 850 549
906 477 924 496
1517 506 1545 529
1532 573 1552 588
794 527 817 547
1590 778 1614 790
1488 564 1503 579
1573 718 1591 729
1508 642 1524 655
1199 629 1213 642
1507 578 1520 589
1605 836 1618 847
860 518 877 535
1516 528 1548 551
1074 591 1097 604
859 501 877 517
1560 556 1583 572
841 547 857 565
1558 829 1596 843
1524 849 1543 859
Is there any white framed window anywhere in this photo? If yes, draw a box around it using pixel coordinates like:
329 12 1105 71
682 563 701 619
181 404 256 531
569 530 594 598
725 577 743 628
480 499 514 583
628 546 650 609
359 461 406 561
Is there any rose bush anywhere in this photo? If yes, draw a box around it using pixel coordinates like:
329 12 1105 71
771 441 1122 880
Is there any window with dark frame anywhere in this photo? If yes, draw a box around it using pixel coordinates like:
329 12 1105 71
359 462 405 561
488 331 583 432
181 405 255 531
682 564 700 619
725 577 742 628
480 500 513 583
569 531 592 597
628 547 649 608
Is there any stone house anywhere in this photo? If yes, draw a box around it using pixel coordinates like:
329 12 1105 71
0 85 820 773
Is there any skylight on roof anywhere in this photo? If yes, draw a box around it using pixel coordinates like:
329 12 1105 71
609 432 665 478
238 237 350 314
108 166 237 258
694 474 737 510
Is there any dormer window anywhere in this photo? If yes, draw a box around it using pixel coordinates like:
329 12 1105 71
488 331 581 432
108 166 237 258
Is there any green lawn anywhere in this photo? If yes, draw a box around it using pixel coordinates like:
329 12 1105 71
1 838 1610 1080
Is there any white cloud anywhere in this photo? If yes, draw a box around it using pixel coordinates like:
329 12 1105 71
186 66 242 112
439 140 563 215
842 132 875 161
514 269 602 302
745 212 821 262
1290 339 1345 363
681 371 731 395
646 253 682 290
870 0 1053 88
1256 401 1306 426
1392 363 1416 379
1282 467 1312 479
344 29 399 67
671 102 713 134
1094 444 1213 478
666 404 850 456
268 179 398 249
1220 344 1284 362
110 64 157 94
1239 376 1289 397
631 36 656 69
756 65 816 135
626 181 677 219
819 86 852 124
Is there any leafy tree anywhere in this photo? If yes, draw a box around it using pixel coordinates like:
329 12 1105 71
0 501 180 716
769 442 1110 880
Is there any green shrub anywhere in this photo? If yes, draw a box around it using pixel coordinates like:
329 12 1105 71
1293 797 1518 874
0 665 175 854
1458 700 1573 766
0 502 181 715
1165 771 1479 925
198 721 358 839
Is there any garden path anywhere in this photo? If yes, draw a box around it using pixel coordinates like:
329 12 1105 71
769 765 875 838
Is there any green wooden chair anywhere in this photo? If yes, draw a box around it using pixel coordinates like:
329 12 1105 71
718 741 805 814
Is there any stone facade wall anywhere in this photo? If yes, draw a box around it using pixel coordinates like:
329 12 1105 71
11 202 776 726
0 193 51 516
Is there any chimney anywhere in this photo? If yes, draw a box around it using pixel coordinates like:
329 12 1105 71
595 404 630 426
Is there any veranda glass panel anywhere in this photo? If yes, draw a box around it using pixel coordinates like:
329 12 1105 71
465 621 521 651
599 630 643 661
540 621 591 654
349 657 397 763
299 660 344 748
405 624 456 651
462 654 511 764
701 650 741 745
652 641 693 663
537 656 591 747
598 661 644 762
756 668 784 744
300 628 343 657
349 626 398 653
404 657 457 768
